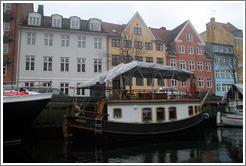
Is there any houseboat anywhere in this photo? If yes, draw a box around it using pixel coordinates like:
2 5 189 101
64 61 208 141
217 84 243 127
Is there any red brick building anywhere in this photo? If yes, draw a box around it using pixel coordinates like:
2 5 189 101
3 3 33 84
151 20 215 94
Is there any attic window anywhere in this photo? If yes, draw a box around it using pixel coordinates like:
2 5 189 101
28 13 41 26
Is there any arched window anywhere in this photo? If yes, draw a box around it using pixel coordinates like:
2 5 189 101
142 108 152 122
156 107 165 121
169 107 177 120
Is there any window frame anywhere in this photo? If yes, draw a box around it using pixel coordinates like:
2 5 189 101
60 57 69 72
43 56 53 71
188 106 193 116
77 58 86 72
142 107 152 122
156 107 165 122
113 108 122 119
168 106 177 120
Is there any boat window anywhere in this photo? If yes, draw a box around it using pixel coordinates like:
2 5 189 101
156 107 165 121
188 106 193 116
113 108 122 118
142 108 152 122
169 107 177 120
194 106 198 114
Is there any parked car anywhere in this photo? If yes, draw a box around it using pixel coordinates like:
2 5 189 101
28 87 69 97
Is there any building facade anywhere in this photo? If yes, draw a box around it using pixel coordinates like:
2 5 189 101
18 5 108 96
3 3 33 84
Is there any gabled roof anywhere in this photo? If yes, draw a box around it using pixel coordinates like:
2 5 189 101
150 28 170 41
166 20 188 44
122 12 156 40
217 22 238 33
101 22 126 37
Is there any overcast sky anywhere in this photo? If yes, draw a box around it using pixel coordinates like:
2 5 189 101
33 1 244 33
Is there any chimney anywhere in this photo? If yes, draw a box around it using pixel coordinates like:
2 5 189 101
37 5 44 16
161 27 166 30
210 17 215 22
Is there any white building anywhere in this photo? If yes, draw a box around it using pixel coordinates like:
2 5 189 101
18 6 108 96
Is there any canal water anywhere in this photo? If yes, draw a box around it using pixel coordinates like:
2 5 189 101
3 123 243 163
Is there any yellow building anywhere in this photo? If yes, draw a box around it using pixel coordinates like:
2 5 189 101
201 17 243 84
102 12 166 91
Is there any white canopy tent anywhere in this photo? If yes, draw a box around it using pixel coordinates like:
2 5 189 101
78 61 195 88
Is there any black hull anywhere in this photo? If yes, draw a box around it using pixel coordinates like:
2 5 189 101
3 97 51 143
67 112 205 142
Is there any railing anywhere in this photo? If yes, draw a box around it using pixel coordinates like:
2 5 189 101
3 81 53 91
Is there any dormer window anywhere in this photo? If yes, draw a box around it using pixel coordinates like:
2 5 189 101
70 16 80 29
28 13 41 26
89 18 101 31
52 14 62 28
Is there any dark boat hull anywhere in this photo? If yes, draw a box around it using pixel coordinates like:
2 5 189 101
3 94 52 143
67 112 205 142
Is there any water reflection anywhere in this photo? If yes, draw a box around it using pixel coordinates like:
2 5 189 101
3 126 243 163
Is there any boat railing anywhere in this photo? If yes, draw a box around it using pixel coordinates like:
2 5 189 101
106 88 198 101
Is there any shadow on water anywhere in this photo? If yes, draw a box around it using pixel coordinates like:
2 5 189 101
3 123 243 163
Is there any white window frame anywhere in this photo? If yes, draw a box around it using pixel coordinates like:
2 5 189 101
226 70 231 79
94 37 102 49
196 47 202 55
76 83 85 96
25 55 35 71
180 60 186 70
216 84 221 92
205 62 211 72
187 33 193 41
171 79 177 87
179 45 185 53
77 58 86 72
3 21 10 31
60 57 69 72
78 36 86 48
197 62 203 71
28 16 40 26
44 34 53 46
61 35 69 47
43 56 53 71
198 77 204 87
189 61 195 70
222 84 227 91
94 59 102 73
27 32 36 45
3 43 9 53
207 78 212 88
216 70 220 78
221 70 225 79
60 83 69 95
170 59 176 67
3 64 7 76
188 46 194 54
181 81 187 87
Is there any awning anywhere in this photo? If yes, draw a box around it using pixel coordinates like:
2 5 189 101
78 61 195 88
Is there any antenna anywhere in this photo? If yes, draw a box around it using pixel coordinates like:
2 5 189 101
209 9 216 18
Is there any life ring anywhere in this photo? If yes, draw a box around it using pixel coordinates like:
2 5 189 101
74 105 81 116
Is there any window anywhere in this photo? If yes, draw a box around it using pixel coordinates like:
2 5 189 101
158 79 165 86
134 27 142 35
188 46 194 54
156 108 165 121
194 106 198 114
52 18 62 28
189 61 195 70
78 36 86 48
77 58 86 72
124 55 132 63
157 58 163 65
156 43 163 51
146 57 153 63
187 33 193 41
112 39 120 47
142 108 152 122
205 62 211 72
198 77 204 87
3 21 10 31
25 82 34 88
60 83 69 95
94 59 102 73
147 78 154 86
60 57 69 72
220 58 225 65
124 40 132 48
188 106 193 116
135 56 143 62
215 58 219 65
179 45 185 53
3 43 8 53
180 60 186 69
77 84 85 96
213 45 219 52
27 32 36 45
216 70 220 78
43 56 52 71
197 62 203 71
171 79 177 87
44 34 53 46
228 47 233 54
112 55 121 66
216 84 221 92
221 70 225 78
71 20 79 29
61 35 69 47
94 37 102 49
136 77 144 86
196 47 202 55
169 107 177 120
3 64 7 76
3 3 11 11
181 81 187 87
145 42 153 50
113 108 122 118
25 55 35 71
207 78 212 88
170 59 176 67
222 84 227 91
226 70 231 79
134 41 142 49
28 16 40 26
90 23 101 31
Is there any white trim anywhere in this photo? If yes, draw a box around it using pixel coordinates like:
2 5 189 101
3 93 52 104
